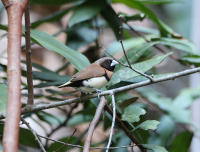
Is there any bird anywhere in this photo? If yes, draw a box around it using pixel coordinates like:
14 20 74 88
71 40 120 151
58 57 118 99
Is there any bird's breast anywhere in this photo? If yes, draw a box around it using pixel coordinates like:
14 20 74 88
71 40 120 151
83 76 108 89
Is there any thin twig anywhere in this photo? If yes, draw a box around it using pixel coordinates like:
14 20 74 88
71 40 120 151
25 0 34 106
106 92 116 152
54 127 77 152
37 134 136 150
83 96 107 152
20 117 46 152
119 15 154 82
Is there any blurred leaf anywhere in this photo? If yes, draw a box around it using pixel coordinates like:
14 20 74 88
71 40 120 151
119 12 146 22
111 0 173 36
32 71 70 82
134 0 182 5
0 24 90 71
179 55 200 67
121 106 146 123
69 0 106 27
22 61 53 73
118 97 138 110
0 83 7 116
67 108 95 126
35 111 64 125
0 124 40 148
169 131 193 152
101 3 120 40
173 85 200 109
67 26 98 50
31 7 74 28
136 88 192 124
123 24 159 34
148 115 175 146
108 52 172 87
152 37 197 55
142 144 168 152
30 0 83 5
33 81 67 88
133 120 160 131
106 35 157 56
28 29 90 71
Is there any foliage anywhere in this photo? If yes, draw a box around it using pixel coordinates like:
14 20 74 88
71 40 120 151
0 0 199 151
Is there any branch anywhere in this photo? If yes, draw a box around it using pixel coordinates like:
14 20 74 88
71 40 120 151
20 117 46 152
83 96 107 152
118 15 154 82
24 0 34 106
37 134 137 150
1 0 28 151
106 92 115 152
54 127 77 152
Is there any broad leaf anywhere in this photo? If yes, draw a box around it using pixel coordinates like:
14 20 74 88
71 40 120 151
121 106 146 123
134 0 182 5
111 0 173 36
169 131 193 152
133 120 160 131
101 3 120 40
148 115 175 146
108 52 172 87
118 97 138 110
142 144 168 152
0 83 7 116
0 24 90 71
69 0 106 27
179 55 200 67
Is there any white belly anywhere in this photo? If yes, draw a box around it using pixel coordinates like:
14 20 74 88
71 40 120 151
75 76 108 93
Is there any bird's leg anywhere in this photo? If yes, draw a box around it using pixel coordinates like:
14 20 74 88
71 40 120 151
92 87 103 100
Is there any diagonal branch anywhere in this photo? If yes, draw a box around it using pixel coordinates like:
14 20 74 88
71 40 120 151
0 67 199 120
119 15 154 82
83 96 107 152
21 117 46 152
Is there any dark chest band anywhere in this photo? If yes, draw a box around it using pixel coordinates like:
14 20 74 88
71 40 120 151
103 72 110 82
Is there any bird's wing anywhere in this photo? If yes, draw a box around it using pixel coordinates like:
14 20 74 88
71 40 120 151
71 63 106 82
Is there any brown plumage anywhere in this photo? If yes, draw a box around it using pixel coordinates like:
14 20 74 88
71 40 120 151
58 57 118 95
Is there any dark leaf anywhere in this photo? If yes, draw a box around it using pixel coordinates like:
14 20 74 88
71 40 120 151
119 12 146 22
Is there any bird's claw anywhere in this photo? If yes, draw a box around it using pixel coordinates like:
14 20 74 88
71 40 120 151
92 88 103 100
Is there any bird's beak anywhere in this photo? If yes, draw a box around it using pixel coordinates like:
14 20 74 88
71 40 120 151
111 60 119 66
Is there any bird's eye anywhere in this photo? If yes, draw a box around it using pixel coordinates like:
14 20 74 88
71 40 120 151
107 60 111 64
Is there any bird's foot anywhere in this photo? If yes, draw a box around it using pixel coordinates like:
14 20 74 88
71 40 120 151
92 88 103 100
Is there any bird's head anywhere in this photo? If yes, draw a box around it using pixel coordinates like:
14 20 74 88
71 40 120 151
96 57 119 71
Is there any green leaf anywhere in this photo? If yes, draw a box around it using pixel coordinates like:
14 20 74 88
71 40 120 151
28 29 90 71
32 71 71 82
0 24 90 71
101 3 120 40
173 85 200 109
152 37 197 55
118 97 138 110
133 120 160 131
31 7 73 28
108 52 172 87
106 35 157 56
30 0 83 6
111 0 173 36
0 83 7 116
121 106 146 123
69 0 106 27
148 115 175 147
118 12 146 22
179 55 200 67
142 144 168 152
169 131 193 152
32 81 67 88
